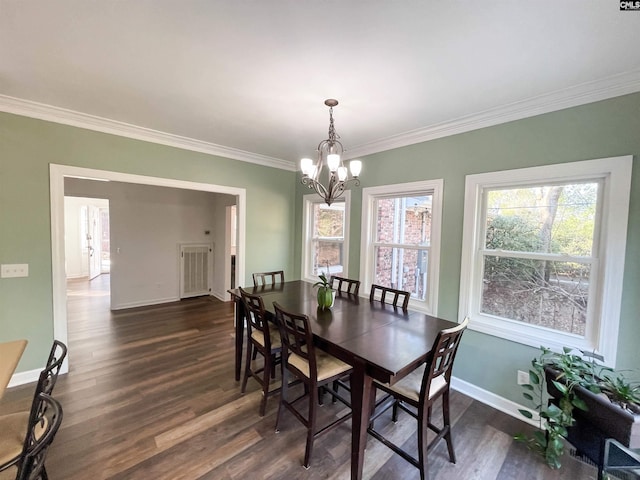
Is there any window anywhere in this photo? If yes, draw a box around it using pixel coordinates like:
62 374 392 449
459 156 632 365
361 180 443 313
302 192 350 282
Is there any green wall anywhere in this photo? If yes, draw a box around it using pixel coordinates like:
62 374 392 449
0 112 296 372
3 92 639 406
295 92 640 404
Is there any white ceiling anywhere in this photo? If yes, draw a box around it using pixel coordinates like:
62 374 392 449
1 1 640 170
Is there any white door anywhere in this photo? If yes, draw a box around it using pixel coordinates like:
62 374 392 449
87 205 101 280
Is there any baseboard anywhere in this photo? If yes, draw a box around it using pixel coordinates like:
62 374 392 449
111 296 180 310
451 376 540 427
8 368 41 388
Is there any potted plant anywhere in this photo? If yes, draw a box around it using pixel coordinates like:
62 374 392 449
314 271 335 310
516 347 640 471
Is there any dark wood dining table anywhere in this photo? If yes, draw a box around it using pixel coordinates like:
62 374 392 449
228 280 457 480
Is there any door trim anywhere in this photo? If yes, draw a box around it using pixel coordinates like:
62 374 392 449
50 164 247 373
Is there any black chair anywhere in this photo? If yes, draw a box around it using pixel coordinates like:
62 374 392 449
0 393 63 480
273 302 353 469
252 270 284 287
239 287 282 416
367 318 469 480
0 340 67 479
329 276 361 296
370 284 410 310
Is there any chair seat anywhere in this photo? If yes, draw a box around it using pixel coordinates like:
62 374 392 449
0 411 29 465
0 465 16 480
289 350 351 382
376 365 447 403
250 325 282 350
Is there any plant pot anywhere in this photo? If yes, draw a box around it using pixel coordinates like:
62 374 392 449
545 366 640 467
317 288 335 309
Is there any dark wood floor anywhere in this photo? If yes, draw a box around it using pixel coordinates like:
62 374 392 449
2 275 599 479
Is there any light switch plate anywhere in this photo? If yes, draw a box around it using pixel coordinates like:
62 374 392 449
1 264 29 278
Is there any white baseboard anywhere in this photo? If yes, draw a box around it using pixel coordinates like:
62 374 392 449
451 376 540 428
111 296 180 310
8 368 41 388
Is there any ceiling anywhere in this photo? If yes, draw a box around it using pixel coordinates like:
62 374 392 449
1 1 640 170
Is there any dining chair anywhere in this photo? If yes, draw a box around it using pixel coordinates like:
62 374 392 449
369 284 410 310
273 302 353 469
0 340 67 479
329 276 360 296
239 287 282 416
0 393 63 480
252 270 284 287
0 340 27 401
367 317 469 480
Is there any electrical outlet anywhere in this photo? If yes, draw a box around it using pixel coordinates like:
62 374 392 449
1 264 29 278
517 370 530 385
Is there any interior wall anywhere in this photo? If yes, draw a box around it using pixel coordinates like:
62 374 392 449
65 179 233 308
0 112 295 373
294 92 640 405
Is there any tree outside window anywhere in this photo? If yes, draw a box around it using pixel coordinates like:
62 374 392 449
459 156 632 364
481 183 597 336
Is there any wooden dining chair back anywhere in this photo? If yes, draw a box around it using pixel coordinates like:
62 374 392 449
0 340 67 479
330 276 360 296
252 270 284 287
273 302 353 469
238 287 282 416
1 393 64 480
368 318 469 480
39 340 67 397
369 284 410 310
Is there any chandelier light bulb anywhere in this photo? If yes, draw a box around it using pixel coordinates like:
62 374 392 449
327 154 341 172
301 158 313 176
337 166 348 181
350 160 362 177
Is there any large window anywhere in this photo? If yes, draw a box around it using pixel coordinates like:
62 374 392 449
361 180 443 313
302 192 350 282
459 156 632 365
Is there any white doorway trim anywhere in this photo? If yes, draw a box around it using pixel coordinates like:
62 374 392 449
50 164 247 371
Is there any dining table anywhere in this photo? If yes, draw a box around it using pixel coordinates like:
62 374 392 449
228 280 457 480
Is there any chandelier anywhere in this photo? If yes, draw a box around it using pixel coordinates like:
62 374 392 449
300 99 362 206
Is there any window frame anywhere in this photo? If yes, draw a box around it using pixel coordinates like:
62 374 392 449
458 156 632 366
360 179 443 314
301 191 351 283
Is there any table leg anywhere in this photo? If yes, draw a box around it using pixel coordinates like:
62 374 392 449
234 299 245 381
350 359 373 480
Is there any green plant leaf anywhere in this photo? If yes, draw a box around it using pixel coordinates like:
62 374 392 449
523 392 533 401
514 433 527 442
572 396 588 411
533 430 547 445
551 380 568 395
518 409 533 419
529 370 540 385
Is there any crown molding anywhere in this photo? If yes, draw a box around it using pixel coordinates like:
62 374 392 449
345 69 640 159
3 69 640 169
0 94 296 171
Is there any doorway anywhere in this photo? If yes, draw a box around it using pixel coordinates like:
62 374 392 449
64 196 110 281
50 164 247 373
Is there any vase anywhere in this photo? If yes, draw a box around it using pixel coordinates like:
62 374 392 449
317 288 335 309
